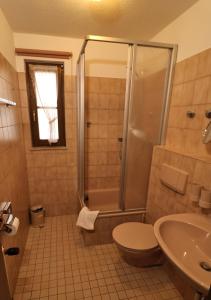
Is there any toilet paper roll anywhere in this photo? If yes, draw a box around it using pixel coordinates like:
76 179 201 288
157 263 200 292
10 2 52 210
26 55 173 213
4 217 19 236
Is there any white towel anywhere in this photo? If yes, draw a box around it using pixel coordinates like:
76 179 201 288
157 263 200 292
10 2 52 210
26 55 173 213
76 207 99 230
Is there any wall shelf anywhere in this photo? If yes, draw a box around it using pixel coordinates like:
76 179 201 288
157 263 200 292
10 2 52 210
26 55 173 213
0 98 16 107
15 48 72 59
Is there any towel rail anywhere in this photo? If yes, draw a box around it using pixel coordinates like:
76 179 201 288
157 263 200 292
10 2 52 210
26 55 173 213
0 98 16 107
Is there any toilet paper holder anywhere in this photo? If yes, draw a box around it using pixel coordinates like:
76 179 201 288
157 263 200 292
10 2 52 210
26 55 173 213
0 201 14 233
3 214 17 234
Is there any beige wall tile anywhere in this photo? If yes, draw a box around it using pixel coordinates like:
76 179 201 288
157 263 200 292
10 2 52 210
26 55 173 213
193 77 210 104
196 48 211 78
165 48 211 158
98 110 108 124
0 52 30 294
87 109 99 124
18 72 27 91
168 106 186 128
148 48 211 223
18 73 78 217
87 93 99 109
181 81 194 106
173 60 186 85
147 147 201 224
85 77 124 192
183 54 199 82
170 84 183 106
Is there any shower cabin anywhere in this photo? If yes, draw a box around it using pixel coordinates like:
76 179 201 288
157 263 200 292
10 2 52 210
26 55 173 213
77 35 177 219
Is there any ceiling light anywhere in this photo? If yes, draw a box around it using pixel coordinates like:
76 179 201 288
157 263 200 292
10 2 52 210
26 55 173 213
88 0 122 22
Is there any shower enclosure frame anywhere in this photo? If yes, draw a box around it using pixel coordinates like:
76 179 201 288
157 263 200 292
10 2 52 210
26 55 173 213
77 35 177 214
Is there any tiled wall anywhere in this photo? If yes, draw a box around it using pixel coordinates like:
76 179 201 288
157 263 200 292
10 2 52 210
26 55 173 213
19 73 126 215
146 144 211 299
147 48 211 224
147 146 211 223
85 77 125 191
146 48 211 299
0 52 30 292
19 73 77 216
167 48 211 157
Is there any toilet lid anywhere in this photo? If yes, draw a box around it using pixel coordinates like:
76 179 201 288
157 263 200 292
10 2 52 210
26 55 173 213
112 222 158 251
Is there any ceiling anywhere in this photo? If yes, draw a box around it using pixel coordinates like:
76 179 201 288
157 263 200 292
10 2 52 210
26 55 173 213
0 0 199 40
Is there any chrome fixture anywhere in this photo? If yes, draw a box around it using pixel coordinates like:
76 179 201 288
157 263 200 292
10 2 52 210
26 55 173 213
202 121 211 144
0 202 12 214
0 97 16 107
186 111 196 118
0 202 14 234
200 261 211 272
205 110 211 119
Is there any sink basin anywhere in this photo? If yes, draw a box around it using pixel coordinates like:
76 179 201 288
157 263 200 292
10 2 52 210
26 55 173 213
154 213 211 294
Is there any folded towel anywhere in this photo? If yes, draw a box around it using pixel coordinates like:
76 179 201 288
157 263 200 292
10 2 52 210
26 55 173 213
76 206 99 230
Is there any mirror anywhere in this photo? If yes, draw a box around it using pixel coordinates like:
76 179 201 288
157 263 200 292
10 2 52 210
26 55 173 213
202 121 211 144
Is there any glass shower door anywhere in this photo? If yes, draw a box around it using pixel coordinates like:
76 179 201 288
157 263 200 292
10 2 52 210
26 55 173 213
123 46 171 209
83 41 128 212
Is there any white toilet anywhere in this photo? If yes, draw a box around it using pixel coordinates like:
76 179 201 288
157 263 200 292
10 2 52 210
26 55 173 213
112 222 163 267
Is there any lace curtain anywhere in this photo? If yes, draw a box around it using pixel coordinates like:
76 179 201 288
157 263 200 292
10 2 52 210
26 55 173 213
29 65 59 144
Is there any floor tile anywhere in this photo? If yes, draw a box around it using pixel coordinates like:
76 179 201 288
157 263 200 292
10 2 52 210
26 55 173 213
14 215 183 300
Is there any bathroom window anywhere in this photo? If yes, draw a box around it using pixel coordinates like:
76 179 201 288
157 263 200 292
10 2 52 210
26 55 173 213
25 60 66 147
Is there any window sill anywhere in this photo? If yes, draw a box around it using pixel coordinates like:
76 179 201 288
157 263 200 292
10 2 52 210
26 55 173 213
30 146 68 151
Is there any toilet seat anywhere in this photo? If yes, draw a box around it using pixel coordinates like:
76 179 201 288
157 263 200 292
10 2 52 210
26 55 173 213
112 222 158 252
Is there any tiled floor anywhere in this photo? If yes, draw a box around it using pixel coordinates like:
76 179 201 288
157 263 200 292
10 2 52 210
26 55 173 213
14 215 183 300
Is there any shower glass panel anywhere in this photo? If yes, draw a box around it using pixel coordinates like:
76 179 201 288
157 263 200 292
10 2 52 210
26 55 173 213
76 36 177 214
84 41 128 212
124 46 171 209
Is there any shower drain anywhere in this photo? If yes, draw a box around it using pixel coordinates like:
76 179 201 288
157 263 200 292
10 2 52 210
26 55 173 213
199 261 211 272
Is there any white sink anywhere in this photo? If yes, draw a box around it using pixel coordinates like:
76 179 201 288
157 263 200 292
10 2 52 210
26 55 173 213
154 213 211 294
